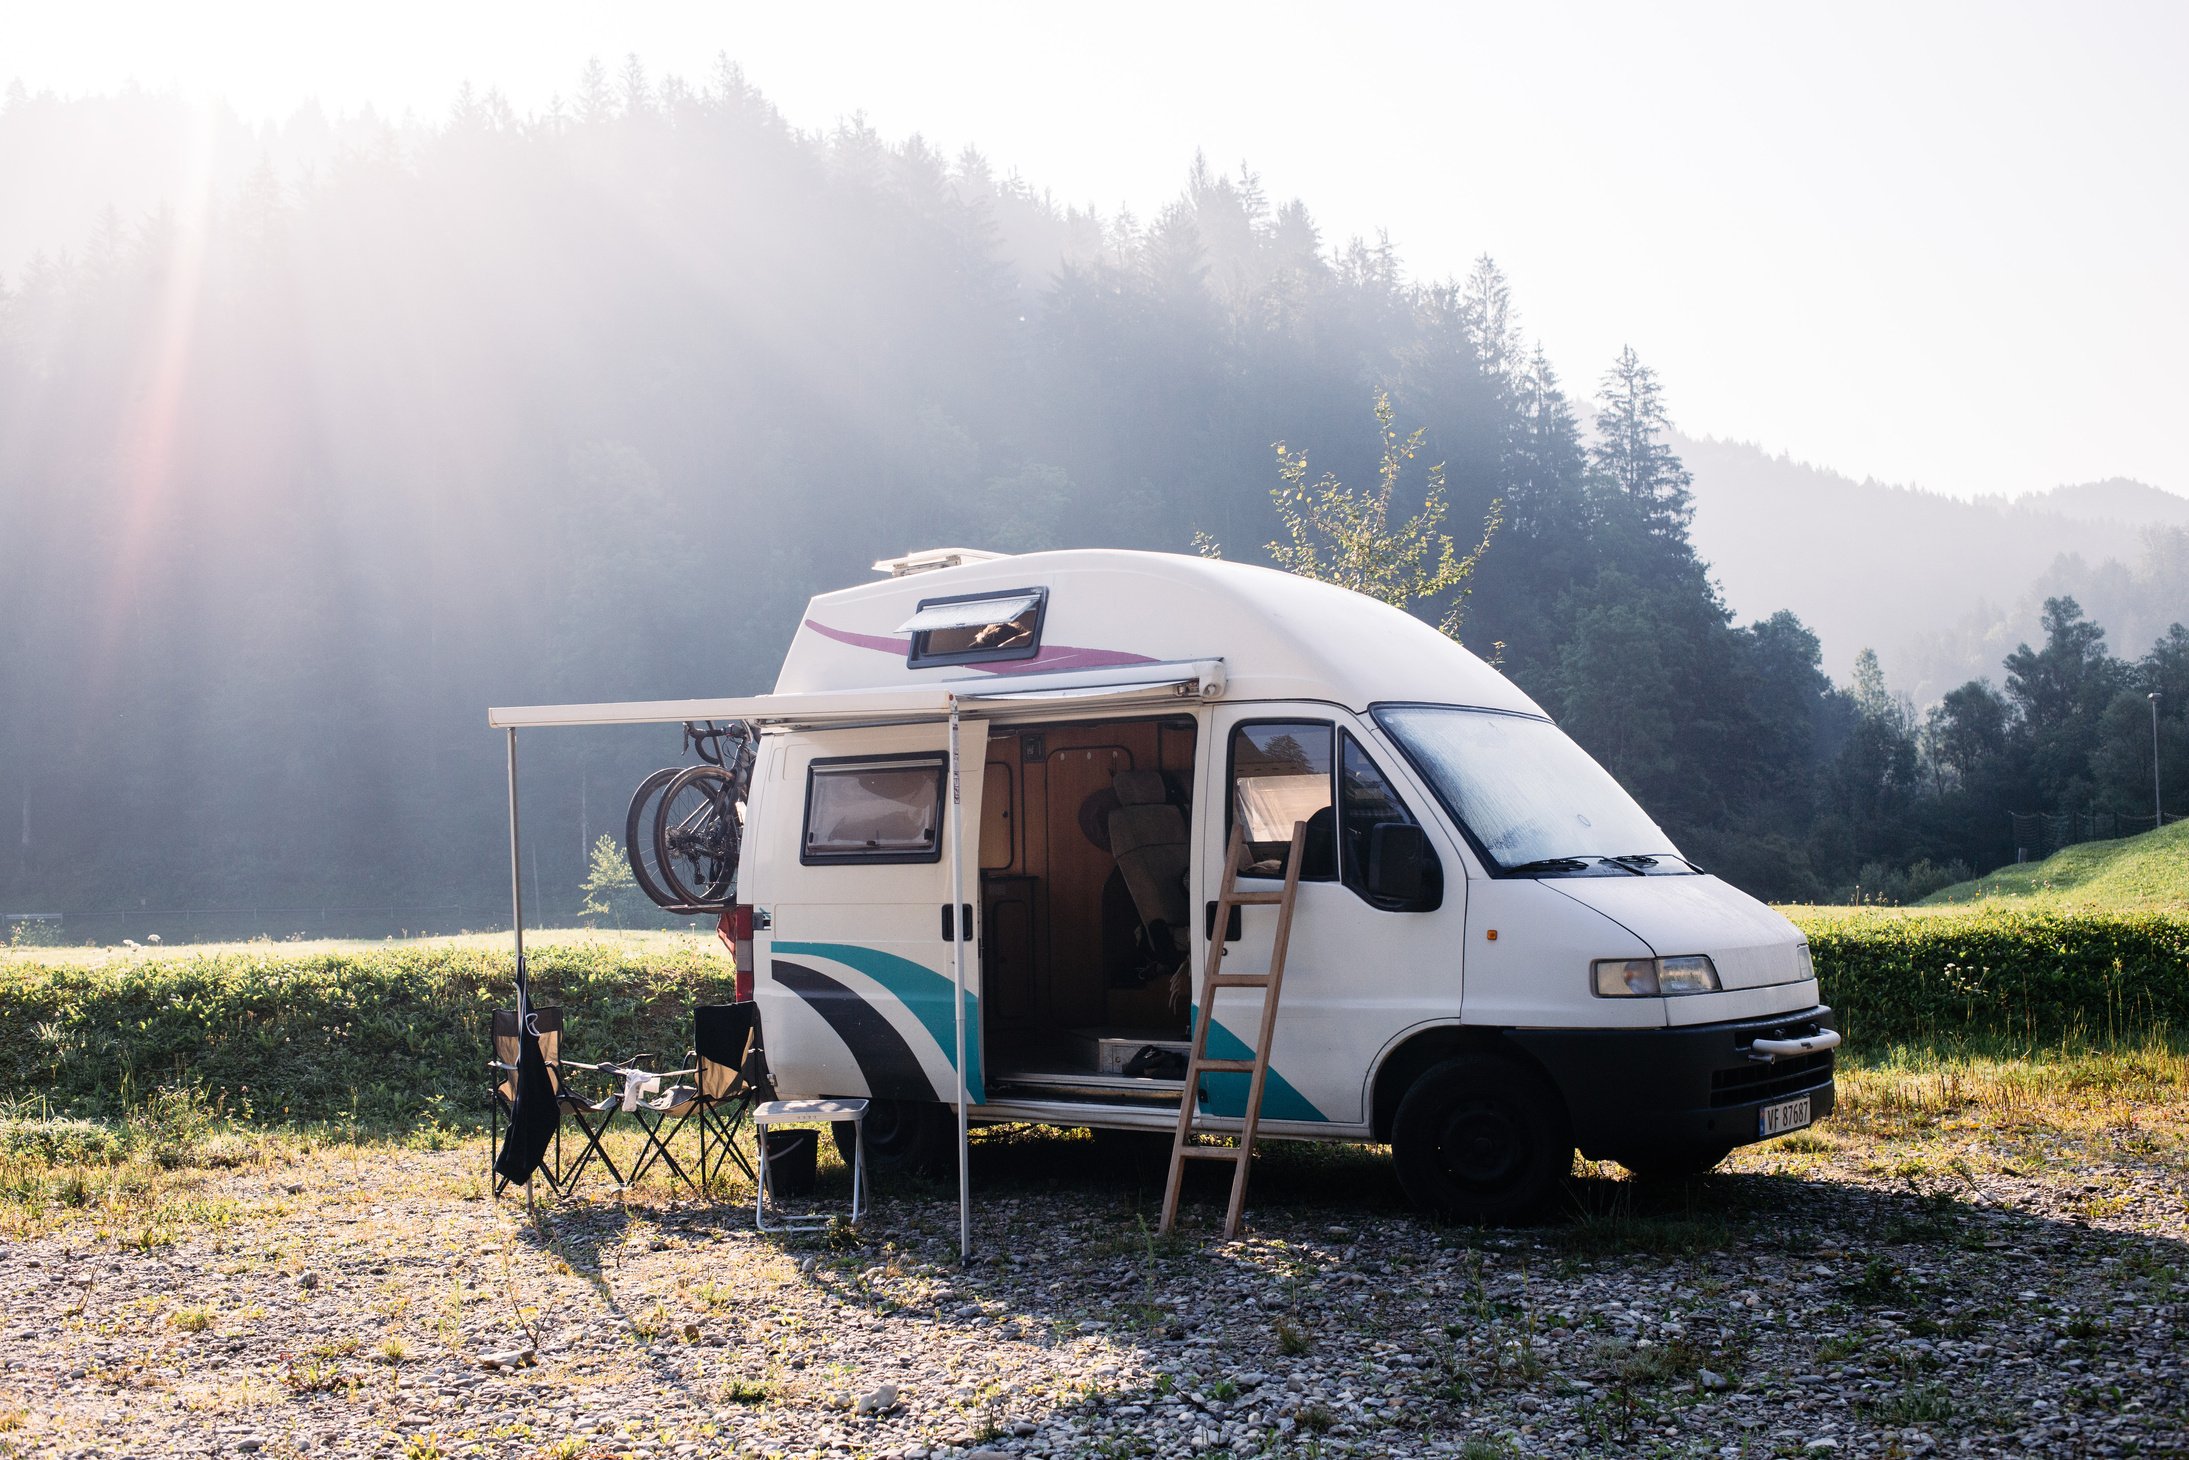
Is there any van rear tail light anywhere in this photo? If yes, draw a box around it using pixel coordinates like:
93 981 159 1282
721 905 755 1002
1592 955 1720 997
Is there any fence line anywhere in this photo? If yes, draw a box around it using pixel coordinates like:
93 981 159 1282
3 906 521 946
2010 809 2185 860
5 898 700 947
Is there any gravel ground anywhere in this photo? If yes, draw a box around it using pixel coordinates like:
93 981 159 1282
1 1116 2184 1460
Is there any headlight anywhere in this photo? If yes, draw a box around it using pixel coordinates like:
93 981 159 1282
1657 955 1720 994
1592 955 1722 997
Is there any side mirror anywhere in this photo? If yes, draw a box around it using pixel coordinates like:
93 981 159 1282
1366 822 1438 909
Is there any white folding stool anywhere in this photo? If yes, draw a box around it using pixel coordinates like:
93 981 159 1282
752 1097 869 1232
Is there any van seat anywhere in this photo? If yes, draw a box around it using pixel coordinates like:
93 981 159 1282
1109 771 1190 974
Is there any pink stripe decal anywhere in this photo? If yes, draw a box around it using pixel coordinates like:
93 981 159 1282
803 618 1158 676
804 620 912 656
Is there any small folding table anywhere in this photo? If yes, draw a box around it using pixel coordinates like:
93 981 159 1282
752 1098 868 1232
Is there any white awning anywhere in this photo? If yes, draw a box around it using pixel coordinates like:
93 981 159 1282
488 658 1226 731
894 593 1040 634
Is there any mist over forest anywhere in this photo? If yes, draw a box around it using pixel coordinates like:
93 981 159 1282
1684 438 2189 705
2 62 2184 937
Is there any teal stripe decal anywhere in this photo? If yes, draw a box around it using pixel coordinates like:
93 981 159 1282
773 941 984 1103
1190 1004 1328 1123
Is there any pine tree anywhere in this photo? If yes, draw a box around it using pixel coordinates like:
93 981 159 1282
1458 255 1522 383
619 54 652 118
1589 345 1694 536
1504 345 1589 537
575 57 612 126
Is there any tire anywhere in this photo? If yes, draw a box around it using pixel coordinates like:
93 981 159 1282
1390 1053 1572 1224
1618 1146 1734 1181
834 1098 955 1179
624 768 683 910
654 764 739 907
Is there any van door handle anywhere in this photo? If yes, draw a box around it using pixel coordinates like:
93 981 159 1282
941 904 974 942
1204 901 1243 942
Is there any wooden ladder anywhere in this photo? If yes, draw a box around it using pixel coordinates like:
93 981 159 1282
1159 819 1307 1240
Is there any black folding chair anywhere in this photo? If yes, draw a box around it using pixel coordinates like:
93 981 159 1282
488 1007 627 1196
628 1004 766 1194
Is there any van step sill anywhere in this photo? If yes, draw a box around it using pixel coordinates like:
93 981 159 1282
989 1069 1187 1104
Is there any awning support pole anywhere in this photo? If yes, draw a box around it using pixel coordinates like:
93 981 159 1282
506 728 528 1025
947 701 971 1264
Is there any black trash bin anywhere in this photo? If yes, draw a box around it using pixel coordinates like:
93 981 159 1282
762 1128 818 1198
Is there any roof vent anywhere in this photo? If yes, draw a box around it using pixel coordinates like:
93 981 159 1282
871 547 1007 578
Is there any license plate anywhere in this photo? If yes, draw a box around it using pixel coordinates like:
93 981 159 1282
1758 1095 1812 1138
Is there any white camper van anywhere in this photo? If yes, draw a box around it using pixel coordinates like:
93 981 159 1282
663 546 1837 1222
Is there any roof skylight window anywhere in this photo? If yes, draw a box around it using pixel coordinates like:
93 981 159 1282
899 588 1048 668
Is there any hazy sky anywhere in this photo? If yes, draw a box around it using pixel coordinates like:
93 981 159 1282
14 0 2186 501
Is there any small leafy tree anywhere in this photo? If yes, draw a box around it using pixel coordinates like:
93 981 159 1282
579 834 640 927
1201 390 1501 642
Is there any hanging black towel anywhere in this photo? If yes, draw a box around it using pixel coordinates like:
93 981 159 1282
494 1024 560 1186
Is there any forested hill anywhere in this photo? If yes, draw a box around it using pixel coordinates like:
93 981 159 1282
1 66 2182 933
1683 438 2189 704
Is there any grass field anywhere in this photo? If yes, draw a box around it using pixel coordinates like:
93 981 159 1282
3 927 2184 1457
1919 816 2189 912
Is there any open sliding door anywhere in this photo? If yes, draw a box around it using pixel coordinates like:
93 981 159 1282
753 720 989 1109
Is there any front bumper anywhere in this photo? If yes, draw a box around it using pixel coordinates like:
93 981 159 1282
1506 1005 1838 1162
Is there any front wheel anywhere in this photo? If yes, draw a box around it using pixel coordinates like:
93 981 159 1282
1618 1145 1733 1181
1390 1053 1572 1224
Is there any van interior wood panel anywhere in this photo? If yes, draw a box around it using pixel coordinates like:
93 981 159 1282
979 761 1013 870
1036 737 1137 1028
981 873 1038 1024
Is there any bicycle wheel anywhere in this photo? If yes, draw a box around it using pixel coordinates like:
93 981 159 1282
654 764 740 907
624 767 684 910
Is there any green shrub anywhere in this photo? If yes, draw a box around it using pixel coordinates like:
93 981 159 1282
1794 908 2189 1048
0 941 734 1127
0 1115 125 1165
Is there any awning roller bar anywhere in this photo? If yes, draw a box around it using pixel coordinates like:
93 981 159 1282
487 658 1225 730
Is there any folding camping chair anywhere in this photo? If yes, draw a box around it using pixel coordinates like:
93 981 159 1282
626 1003 767 1194
488 1006 628 1196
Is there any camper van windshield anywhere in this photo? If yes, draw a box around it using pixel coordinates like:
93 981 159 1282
1374 707 1687 876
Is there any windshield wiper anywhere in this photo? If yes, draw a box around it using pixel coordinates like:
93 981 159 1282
1505 856 1593 875
1602 854 1657 873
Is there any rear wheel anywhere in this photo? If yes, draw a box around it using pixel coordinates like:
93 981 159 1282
833 1098 954 1179
654 764 739 907
1390 1053 1572 1224
624 768 682 910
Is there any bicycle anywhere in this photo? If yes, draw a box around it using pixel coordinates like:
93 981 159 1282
625 721 755 911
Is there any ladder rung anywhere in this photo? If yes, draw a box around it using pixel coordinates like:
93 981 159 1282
1206 973 1270 988
1228 890 1286 906
1194 1059 1257 1073
1178 1145 1244 1160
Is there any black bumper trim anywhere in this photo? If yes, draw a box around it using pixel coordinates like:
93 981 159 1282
1506 1006 1838 1161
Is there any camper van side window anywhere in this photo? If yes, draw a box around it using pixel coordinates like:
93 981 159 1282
1227 722 1335 880
801 755 947 864
1339 733 1440 910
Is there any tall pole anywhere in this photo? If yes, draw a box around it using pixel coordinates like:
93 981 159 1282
947 702 971 1264
2153 692 2165 825
506 728 528 1022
